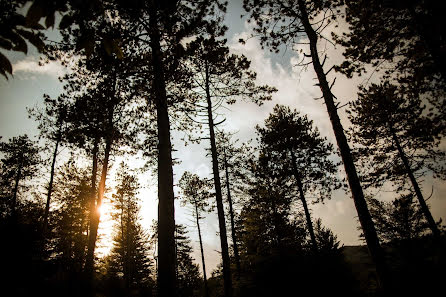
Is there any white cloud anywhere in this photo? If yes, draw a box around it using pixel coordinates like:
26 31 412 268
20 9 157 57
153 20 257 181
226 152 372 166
12 57 66 78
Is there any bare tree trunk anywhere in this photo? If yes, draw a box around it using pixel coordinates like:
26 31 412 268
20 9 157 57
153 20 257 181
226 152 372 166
85 75 117 281
43 130 61 237
223 149 241 277
149 5 177 297
205 60 233 297
85 134 113 278
389 126 440 238
11 160 22 218
290 150 318 253
297 0 389 290
195 203 209 297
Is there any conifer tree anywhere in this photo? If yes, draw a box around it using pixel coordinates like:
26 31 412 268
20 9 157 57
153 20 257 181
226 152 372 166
185 27 275 297
0 135 40 218
107 162 153 295
256 104 340 252
51 160 91 277
347 82 444 238
179 171 212 297
243 0 389 289
28 96 68 236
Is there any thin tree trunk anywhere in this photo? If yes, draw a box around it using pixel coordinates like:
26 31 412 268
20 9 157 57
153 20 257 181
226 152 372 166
11 160 22 217
149 5 177 297
205 60 233 297
195 203 209 297
297 0 389 290
125 195 131 293
389 126 440 238
43 130 61 237
290 150 318 253
85 74 117 280
223 149 241 277
85 134 113 278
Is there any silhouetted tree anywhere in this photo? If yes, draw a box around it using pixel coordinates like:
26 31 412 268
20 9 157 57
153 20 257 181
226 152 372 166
0 135 40 218
106 162 153 296
28 96 69 237
50 160 91 282
179 171 212 297
175 224 203 297
185 27 275 296
216 131 251 278
243 0 389 289
366 194 429 243
334 0 446 110
347 82 444 238
256 104 340 252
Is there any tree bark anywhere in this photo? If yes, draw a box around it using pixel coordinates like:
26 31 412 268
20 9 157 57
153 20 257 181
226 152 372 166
149 5 177 297
195 203 209 297
389 125 440 238
297 0 389 290
290 150 318 253
205 60 233 297
42 129 61 237
223 149 241 277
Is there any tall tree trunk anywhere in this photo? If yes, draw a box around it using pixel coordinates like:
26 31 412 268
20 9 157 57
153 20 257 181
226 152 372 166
85 134 113 278
149 5 177 297
290 150 318 253
297 0 389 290
125 195 131 293
205 60 233 297
223 149 241 277
11 159 22 218
85 77 116 280
43 130 61 237
389 125 440 238
195 203 209 297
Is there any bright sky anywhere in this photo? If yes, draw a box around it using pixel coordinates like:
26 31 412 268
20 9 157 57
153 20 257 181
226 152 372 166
1 0 445 276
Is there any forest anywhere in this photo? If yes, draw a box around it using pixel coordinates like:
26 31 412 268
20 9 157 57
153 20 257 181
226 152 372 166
1 0 445 296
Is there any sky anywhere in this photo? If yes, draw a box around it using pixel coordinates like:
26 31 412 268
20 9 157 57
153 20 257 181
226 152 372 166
1 0 446 277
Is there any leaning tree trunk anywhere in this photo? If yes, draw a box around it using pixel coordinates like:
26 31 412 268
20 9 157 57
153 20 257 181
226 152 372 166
205 60 233 297
195 203 209 297
297 0 389 290
149 5 177 297
223 149 241 277
290 150 318 253
389 125 440 238
42 128 62 237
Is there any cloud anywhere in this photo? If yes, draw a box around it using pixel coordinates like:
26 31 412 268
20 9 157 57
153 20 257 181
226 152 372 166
12 57 66 78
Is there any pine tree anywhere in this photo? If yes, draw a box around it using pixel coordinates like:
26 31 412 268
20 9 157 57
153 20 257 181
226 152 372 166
179 171 212 297
256 104 340 252
334 0 446 108
50 160 91 278
107 162 153 295
175 224 202 297
242 0 389 289
0 135 40 218
184 26 275 297
347 82 444 238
